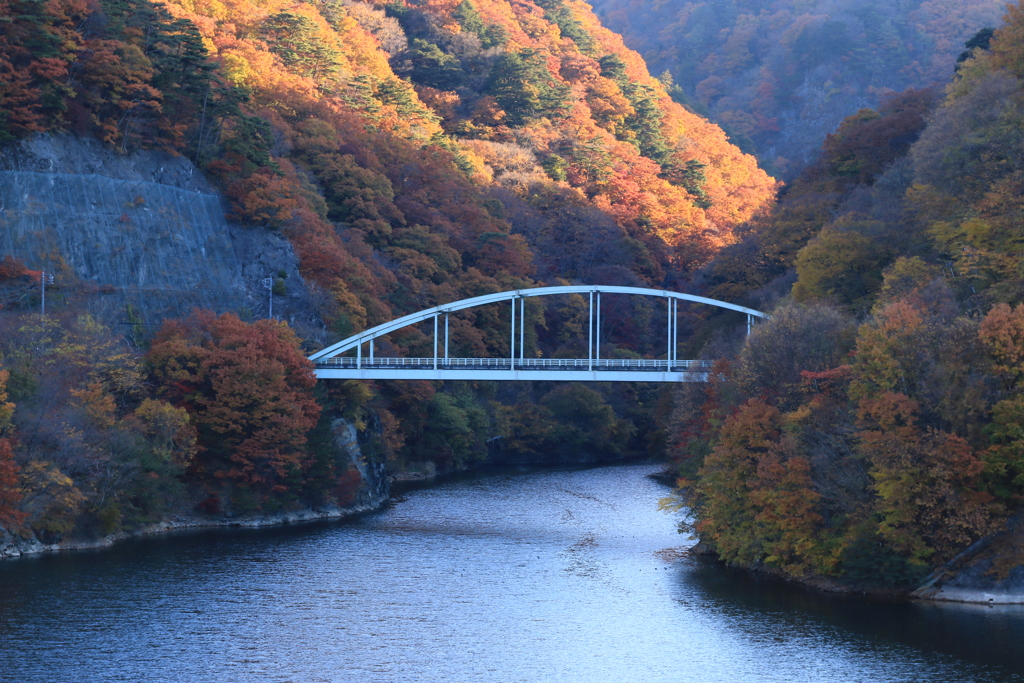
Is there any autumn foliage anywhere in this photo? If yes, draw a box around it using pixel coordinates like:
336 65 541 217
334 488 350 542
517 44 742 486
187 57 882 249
0 0 783 542
668 3 1024 588
0 368 24 529
0 0 777 310
148 311 320 504
2 0 1021 592
0 0 778 529
589 0 1006 174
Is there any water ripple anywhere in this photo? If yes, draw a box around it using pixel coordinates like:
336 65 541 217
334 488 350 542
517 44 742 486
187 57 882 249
2 464 1023 682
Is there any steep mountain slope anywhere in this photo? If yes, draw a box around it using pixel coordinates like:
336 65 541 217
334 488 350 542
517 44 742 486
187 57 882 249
665 2 1024 595
0 0 775 536
589 0 1006 176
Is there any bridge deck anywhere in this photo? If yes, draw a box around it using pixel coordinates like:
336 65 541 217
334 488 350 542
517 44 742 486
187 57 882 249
313 357 713 382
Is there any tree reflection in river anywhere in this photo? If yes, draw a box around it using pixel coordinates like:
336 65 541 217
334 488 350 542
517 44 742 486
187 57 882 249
1 463 1023 682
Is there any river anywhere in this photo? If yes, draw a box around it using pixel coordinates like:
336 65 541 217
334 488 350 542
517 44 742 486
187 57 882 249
1 463 1023 682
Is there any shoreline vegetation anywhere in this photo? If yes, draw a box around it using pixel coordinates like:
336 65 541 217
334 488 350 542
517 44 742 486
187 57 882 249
5 458 1020 606
0 498 387 560
0 0 1023 603
0 459 632 560
0 458 652 561
658 4 1024 602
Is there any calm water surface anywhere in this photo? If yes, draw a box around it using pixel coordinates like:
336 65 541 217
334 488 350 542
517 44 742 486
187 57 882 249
2 463 1024 682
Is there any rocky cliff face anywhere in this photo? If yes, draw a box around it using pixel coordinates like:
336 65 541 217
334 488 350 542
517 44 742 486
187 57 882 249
332 418 390 508
0 133 326 345
0 134 401 559
914 516 1024 604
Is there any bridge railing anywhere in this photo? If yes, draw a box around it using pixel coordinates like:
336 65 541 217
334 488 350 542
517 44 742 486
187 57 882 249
314 357 715 371
309 285 769 371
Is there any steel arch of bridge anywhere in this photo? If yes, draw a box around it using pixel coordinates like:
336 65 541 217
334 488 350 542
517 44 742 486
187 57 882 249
309 285 768 382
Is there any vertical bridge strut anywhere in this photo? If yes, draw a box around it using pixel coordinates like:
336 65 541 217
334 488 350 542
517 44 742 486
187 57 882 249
310 285 768 382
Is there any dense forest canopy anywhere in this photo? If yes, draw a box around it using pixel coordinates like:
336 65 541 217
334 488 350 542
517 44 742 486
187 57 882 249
589 0 1008 177
3 0 1024 594
0 0 773 534
666 2 1024 588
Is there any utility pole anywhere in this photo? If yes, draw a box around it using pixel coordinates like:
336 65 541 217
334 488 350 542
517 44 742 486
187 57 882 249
261 277 273 319
41 272 54 317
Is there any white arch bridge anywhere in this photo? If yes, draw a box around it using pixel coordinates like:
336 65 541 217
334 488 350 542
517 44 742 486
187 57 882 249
309 285 768 383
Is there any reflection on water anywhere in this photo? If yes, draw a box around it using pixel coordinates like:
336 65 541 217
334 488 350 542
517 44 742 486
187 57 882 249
1 463 1023 683
683 558 1024 674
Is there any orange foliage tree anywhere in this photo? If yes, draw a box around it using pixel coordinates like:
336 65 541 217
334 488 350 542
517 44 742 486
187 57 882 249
147 311 320 508
694 400 781 564
691 396 830 575
979 303 1024 499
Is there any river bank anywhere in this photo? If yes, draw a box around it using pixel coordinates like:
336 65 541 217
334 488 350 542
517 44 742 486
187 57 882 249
8 455 1022 607
911 513 1024 605
0 417 394 561
4 461 1023 682
0 456 670 561
691 530 1024 605
688 541 913 600
0 498 389 560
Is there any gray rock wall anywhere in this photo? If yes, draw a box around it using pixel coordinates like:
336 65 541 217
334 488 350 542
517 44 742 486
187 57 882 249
0 132 218 192
0 133 326 344
914 515 1024 604
333 418 390 506
0 134 394 559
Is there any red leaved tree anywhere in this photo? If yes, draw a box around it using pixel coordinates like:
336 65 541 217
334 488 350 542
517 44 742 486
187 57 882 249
0 367 24 529
147 311 320 508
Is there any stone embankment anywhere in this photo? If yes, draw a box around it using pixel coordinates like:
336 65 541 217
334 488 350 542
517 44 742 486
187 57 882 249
690 522 1024 604
0 132 326 342
0 503 385 559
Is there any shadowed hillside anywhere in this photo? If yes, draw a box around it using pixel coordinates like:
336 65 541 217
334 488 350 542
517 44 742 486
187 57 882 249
590 0 1006 176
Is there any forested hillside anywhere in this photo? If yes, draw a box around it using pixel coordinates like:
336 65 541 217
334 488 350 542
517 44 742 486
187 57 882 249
5 0 1022 594
0 0 774 538
589 0 1007 176
669 3 1024 589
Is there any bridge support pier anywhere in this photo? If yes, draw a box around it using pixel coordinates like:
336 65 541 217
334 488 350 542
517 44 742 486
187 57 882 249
673 299 678 368
520 297 525 367
510 296 516 371
667 301 675 370
667 298 678 370
588 291 594 371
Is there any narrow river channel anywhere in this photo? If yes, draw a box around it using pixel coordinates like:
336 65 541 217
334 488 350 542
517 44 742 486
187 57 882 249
2 463 1024 682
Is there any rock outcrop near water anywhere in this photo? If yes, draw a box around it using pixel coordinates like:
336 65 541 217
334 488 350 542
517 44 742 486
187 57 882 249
914 516 1024 604
0 134 325 343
